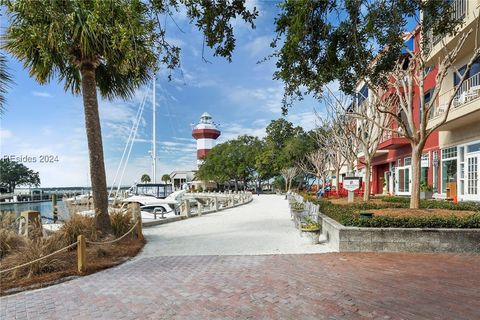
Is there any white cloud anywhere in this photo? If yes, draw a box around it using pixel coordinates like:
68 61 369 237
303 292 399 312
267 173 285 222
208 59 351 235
217 122 266 142
245 35 272 57
32 91 53 98
286 111 319 131
0 129 13 140
227 85 284 114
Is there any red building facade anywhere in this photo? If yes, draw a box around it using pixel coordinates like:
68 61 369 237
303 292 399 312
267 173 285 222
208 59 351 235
364 32 442 197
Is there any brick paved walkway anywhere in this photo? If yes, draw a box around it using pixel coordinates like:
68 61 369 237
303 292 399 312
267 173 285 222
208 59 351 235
1 253 479 319
2 196 479 319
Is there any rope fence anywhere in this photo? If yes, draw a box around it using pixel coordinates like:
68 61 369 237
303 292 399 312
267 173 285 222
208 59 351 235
85 219 140 245
0 242 78 275
0 207 143 275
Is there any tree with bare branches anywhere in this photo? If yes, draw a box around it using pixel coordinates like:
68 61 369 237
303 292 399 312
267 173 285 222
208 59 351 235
367 21 480 208
298 149 330 195
280 167 299 193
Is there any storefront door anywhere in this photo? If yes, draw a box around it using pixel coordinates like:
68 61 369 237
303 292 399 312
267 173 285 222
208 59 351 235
396 166 411 196
464 154 479 201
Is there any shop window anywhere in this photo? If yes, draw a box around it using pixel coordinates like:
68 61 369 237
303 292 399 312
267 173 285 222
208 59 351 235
433 151 439 191
421 167 429 184
442 159 457 193
467 143 480 153
454 57 480 86
442 147 457 159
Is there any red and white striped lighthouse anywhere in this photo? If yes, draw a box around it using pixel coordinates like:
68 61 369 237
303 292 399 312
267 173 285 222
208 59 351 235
192 112 221 166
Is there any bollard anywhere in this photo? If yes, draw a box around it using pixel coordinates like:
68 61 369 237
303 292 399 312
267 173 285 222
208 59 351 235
19 211 42 238
181 200 191 217
128 203 143 240
77 235 86 273
51 194 58 223
136 213 143 240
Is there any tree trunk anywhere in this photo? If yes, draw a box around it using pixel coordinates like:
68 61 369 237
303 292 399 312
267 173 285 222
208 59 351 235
234 179 238 191
363 162 371 202
410 146 422 209
335 167 340 190
80 63 112 234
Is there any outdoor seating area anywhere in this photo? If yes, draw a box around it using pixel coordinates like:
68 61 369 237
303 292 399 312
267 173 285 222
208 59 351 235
287 193 322 244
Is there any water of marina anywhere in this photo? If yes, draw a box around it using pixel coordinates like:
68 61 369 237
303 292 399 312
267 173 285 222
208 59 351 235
0 201 69 223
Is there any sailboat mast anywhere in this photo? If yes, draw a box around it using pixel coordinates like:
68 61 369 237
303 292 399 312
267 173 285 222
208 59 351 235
152 75 157 183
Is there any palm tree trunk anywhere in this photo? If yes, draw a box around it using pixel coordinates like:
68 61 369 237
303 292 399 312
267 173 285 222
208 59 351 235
80 62 112 233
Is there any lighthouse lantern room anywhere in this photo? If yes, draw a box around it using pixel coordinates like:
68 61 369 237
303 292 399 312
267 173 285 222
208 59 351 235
192 112 221 166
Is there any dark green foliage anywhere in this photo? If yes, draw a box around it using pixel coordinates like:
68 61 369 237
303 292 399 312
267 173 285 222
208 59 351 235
197 135 262 187
311 197 480 229
273 0 465 113
0 53 13 113
0 158 40 193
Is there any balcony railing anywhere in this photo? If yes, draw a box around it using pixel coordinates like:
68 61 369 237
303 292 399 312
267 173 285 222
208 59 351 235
452 0 467 21
380 130 403 143
427 0 467 48
431 72 480 118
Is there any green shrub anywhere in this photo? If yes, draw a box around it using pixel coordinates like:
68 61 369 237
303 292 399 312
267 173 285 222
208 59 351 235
309 197 480 229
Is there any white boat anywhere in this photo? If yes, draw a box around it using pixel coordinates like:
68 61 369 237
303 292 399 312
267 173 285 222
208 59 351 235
122 189 186 215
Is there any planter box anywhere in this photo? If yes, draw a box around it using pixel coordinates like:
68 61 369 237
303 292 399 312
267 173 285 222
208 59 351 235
300 229 320 244
320 213 480 253
420 191 434 199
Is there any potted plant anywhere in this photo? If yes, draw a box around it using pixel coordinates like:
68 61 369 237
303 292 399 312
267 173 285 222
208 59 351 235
420 182 433 199
300 217 321 245
290 201 305 213
290 201 305 226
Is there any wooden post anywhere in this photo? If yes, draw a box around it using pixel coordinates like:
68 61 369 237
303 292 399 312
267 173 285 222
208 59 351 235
128 203 142 240
51 194 58 223
181 200 191 217
77 235 86 273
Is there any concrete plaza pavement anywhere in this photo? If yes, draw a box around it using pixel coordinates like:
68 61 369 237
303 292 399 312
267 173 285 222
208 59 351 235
1 195 479 319
140 194 332 257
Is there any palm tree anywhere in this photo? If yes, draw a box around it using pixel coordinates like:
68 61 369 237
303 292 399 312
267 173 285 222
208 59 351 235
141 174 151 183
161 174 171 184
3 0 258 233
0 53 13 113
2 1 158 233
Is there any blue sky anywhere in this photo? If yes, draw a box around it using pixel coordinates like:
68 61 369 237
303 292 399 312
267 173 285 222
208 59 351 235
1 1 325 187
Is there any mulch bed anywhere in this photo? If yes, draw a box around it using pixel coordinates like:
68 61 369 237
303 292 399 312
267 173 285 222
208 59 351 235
368 208 477 218
0 238 144 295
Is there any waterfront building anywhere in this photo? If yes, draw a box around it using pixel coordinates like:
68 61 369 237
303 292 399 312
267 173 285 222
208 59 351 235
356 0 480 201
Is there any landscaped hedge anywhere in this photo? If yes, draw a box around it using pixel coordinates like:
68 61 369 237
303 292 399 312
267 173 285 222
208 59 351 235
309 197 480 229
378 196 480 211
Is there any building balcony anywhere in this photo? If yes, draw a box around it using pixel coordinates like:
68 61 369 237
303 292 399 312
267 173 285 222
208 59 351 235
429 72 480 130
378 131 409 150
426 0 477 64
